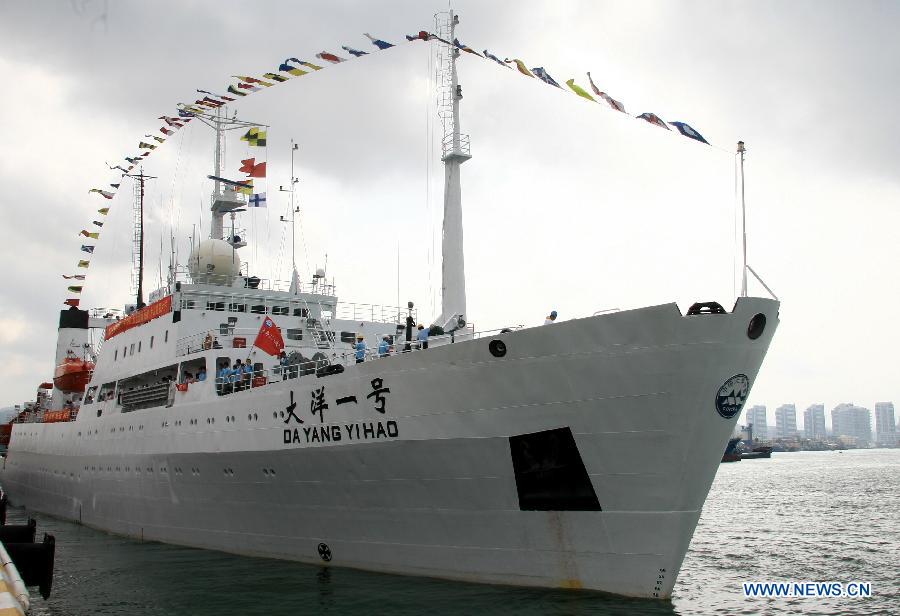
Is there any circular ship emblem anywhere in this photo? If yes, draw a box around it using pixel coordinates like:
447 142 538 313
715 374 750 419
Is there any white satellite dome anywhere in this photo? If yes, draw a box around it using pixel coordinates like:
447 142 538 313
188 239 241 285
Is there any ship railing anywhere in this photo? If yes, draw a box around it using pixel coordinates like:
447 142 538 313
176 328 307 357
333 303 409 323
169 266 336 296
176 290 408 326
213 358 327 395
207 323 525 394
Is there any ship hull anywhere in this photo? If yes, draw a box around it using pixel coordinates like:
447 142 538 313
0 298 778 598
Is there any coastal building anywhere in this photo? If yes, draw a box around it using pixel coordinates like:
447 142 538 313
775 403 798 439
745 405 768 440
831 403 872 446
803 404 827 439
874 402 897 447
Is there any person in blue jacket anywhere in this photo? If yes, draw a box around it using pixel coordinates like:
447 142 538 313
217 361 231 395
378 336 391 357
416 324 429 350
242 360 254 388
355 335 367 364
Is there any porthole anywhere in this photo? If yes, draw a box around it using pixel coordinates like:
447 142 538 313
747 313 767 340
488 339 507 358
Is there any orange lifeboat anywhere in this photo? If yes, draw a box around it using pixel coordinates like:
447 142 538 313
53 356 94 393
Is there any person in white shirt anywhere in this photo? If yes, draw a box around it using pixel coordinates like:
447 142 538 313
544 310 558 325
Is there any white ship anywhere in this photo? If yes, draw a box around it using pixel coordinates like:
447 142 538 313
0 14 778 599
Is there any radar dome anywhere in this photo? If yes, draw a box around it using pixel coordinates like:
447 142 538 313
188 239 242 285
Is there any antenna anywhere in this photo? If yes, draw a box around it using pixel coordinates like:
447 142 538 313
124 168 157 308
738 141 748 297
279 140 301 293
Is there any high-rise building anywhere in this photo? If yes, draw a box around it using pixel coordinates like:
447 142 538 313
775 404 798 439
745 405 768 440
874 402 897 446
803 404 826 439
831 403 872 446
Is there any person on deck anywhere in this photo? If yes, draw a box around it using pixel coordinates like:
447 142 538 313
242 360 254 388
217 362 231 395
355 336 367 364
197 367 207 382
378 336 391 358
544 310 558 325
416 324 429 350
232 360 244 391
278 351 289 380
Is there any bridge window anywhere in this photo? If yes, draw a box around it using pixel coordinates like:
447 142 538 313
271 306 289 315
286 328 303 341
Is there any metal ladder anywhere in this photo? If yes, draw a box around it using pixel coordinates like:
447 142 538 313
306 317 333 349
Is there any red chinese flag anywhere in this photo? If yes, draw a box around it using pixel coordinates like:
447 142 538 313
254 317 285 356
64 298 80 307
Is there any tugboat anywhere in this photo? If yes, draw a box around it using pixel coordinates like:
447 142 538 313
722 437 743 463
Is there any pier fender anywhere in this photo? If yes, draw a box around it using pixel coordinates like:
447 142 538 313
317 542 332 562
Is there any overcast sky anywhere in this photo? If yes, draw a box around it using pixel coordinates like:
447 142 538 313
1 1 898 428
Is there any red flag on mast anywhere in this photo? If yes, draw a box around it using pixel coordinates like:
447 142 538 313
239 158 266 178
253 317 285 356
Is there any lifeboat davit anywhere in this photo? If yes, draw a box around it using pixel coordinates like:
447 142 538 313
53 356 94 392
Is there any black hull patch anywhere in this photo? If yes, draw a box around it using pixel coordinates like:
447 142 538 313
509 427 601 511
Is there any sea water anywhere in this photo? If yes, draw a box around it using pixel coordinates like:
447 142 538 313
9 449 898 615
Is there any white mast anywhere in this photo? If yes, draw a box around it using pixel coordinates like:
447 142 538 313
191 105 261 245
436 10 471 329
211 107 227 241
736 140 779 301
280 140 301 293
